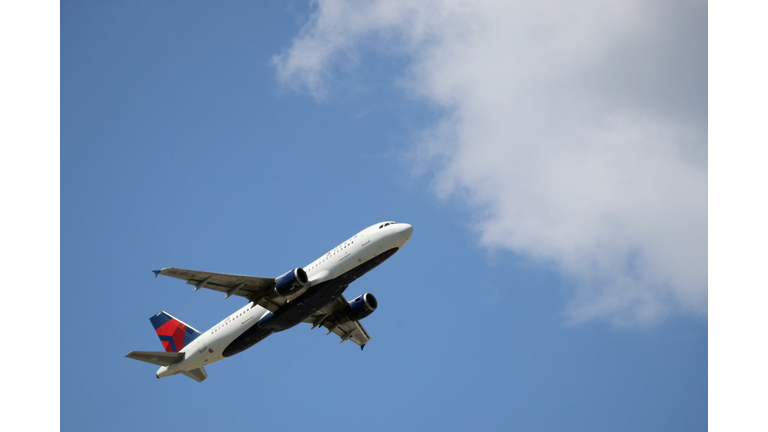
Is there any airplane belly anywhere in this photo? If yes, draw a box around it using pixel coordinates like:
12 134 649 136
259 248 400 333
222 325 273 357
224 247 400 358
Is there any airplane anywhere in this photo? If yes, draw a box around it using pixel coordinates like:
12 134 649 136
126 221 413 382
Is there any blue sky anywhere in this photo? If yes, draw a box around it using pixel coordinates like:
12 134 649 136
54 1 714 430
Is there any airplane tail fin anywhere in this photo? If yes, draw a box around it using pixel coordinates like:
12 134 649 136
149 311 202 353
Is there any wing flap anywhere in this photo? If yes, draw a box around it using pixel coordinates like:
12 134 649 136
329 319 371 347
154 267 277 307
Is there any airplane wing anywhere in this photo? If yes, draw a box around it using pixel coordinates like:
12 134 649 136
303 295 372 349
153 268 284 312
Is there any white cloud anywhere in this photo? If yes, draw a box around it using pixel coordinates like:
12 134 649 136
273 0 707 325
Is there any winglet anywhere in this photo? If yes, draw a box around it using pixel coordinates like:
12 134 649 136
361 344 366 351
152 270 161 278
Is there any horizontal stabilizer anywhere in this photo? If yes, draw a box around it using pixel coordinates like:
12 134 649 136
182 367 208 383
125 350 184 366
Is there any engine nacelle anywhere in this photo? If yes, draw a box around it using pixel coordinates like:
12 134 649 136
345 293 378 321
274 268 309 300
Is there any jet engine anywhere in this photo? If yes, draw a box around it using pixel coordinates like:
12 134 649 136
345 293 378 321
274 268 309 300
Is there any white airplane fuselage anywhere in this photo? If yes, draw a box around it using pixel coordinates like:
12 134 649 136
155 221 413 379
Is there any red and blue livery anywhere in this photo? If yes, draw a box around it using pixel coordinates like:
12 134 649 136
125 221 414 382
150 311 202 353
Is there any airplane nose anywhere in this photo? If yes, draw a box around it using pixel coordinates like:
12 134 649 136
399 223 413 243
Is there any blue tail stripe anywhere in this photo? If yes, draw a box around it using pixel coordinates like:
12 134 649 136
149 312 173 330
185 327 201 344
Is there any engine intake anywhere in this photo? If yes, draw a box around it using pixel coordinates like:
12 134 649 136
346 293 378 321
274 268 309 300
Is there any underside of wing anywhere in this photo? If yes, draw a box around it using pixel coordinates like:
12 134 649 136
153 267 281 310
303 296 372 348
